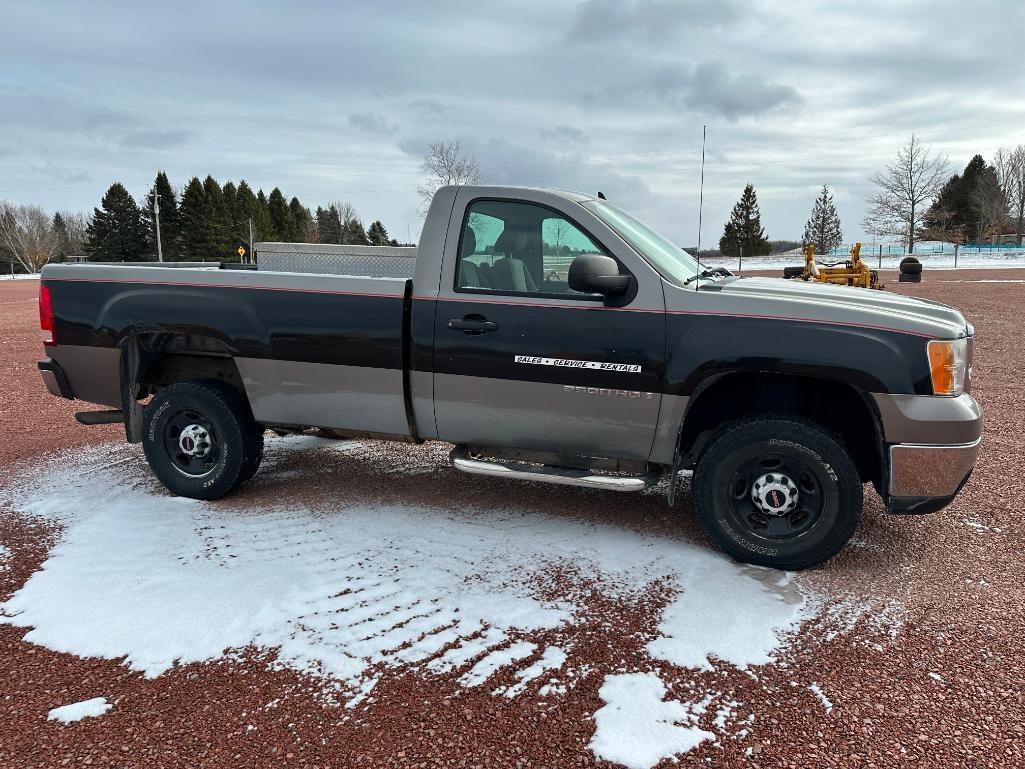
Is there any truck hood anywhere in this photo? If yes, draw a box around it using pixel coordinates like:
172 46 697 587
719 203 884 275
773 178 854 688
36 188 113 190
678 276 969 339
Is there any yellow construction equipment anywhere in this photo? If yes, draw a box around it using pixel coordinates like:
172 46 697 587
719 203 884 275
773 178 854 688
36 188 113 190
790 243 883 289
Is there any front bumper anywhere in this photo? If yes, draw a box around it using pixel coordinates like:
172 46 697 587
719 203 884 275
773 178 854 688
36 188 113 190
38 358 74 399
886 437 981 514
873 392 983 515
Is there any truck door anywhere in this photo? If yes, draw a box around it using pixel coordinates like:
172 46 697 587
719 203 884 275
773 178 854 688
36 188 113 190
430 191 666 461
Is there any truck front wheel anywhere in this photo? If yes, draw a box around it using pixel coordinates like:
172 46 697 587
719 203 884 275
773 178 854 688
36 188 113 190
692 416 862 570
142 379 264 500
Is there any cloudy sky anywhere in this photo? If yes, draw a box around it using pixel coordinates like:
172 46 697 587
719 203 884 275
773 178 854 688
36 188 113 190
3 0 1025 246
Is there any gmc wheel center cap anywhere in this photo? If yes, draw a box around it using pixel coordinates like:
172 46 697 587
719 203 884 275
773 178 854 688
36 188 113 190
178 424 211 457
751 473 799 516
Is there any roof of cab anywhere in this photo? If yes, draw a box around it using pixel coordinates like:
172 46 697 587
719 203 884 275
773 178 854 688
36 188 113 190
436 185 596 203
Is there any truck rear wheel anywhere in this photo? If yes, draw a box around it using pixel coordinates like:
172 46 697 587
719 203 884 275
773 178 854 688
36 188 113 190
692 416 862 570
142 379 264 500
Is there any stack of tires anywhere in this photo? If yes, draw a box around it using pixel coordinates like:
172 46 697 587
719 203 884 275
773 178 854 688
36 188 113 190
898 257 922 283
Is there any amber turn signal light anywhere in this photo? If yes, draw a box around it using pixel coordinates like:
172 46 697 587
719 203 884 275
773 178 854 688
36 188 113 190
927 339 967 396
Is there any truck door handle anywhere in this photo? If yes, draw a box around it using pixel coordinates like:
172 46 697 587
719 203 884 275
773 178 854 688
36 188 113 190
447 315 499 334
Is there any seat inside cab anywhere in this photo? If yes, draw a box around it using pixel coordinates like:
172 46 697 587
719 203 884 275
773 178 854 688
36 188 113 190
455 200 603 295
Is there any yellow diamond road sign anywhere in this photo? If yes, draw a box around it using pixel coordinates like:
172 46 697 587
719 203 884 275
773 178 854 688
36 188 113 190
238 246 246 258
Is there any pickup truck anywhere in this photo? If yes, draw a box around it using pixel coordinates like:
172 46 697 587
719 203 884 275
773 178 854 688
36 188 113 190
36 185 982 569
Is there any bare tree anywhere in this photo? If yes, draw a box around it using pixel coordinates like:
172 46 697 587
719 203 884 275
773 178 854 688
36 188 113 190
971 171 1008 243
994 145 1025 244
918 205 966 247
0 201 61 273
416 141 482 214
863 135 949 253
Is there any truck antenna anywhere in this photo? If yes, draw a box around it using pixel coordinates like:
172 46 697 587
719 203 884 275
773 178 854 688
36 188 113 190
695 124 706 290
597 191 606 200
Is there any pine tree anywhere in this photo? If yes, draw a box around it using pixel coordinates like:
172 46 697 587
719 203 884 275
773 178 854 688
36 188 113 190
178 177 207 260
202 176 233 258
924 155 1001 243
316 206 344 244
802 185 843 255
288 197 313 242
367 220 391 246
52 212 70 261
221 180 247 258
252 189 276 241
323 205 343 243
84 182 149 261
718 183 771 256
267 188 293 241
342 217 369 245
141 171 180 260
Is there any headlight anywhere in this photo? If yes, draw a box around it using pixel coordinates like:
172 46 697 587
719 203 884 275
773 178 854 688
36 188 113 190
927 338 968 396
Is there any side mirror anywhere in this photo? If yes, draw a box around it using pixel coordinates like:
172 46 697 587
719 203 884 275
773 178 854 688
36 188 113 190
568 253 632 297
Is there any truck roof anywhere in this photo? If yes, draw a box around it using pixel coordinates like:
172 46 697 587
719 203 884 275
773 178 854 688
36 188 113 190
436 185 597 203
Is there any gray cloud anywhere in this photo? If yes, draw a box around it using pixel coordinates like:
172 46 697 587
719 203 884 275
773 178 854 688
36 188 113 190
1 0 1022 244
586 62 802 121
119 128 194 150
539 126 589 145
32 161 92 183
349 111 398 135
570 0 740 41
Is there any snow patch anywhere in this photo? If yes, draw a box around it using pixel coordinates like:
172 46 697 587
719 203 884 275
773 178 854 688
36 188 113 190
809 682 833 712
0 544 10 571
646 565 805 670
1 443 812 693
47 697 111 723
459 641 536 687
589 672 714 769
497 645 568 698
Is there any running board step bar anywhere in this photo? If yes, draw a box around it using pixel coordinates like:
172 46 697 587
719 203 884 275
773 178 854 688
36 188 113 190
450 446 660 492
75 409 125 425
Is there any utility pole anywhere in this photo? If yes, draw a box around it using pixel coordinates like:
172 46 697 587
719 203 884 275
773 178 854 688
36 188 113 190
695 124 707 290
248 217 255 264
154 192 164 262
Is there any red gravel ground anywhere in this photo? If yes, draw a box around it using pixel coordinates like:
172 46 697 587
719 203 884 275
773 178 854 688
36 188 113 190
2 271 1023 768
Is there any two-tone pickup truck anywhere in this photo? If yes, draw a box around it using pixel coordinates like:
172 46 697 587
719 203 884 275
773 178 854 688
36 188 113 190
37 186 982 569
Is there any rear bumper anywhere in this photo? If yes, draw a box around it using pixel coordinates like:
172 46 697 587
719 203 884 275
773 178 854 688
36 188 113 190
38 358 74 399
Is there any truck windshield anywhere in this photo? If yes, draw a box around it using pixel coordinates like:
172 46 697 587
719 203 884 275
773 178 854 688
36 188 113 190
584 200 703 286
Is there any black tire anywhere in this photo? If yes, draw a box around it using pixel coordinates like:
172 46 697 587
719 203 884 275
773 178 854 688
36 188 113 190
692 416 862 570
900 262 923 275
782 266 804 279
142 379 264 500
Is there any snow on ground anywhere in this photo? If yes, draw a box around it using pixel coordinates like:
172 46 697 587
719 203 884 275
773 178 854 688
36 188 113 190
0 437 882 768
589 672 714 769
701 252 1025 272
47 696 112 724
0 543 9 571
2 273 40 281
809 682 833 713
0 441 810 688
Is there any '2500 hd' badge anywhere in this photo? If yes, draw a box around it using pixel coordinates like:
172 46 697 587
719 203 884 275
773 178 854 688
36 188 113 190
514 355 640 372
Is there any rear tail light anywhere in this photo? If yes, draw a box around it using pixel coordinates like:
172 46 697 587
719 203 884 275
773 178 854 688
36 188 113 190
39 283 56 346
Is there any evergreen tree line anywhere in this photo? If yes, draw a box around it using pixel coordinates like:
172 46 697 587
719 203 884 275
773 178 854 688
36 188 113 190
717 182 844 257
83 171 401 262
921 151 1023 245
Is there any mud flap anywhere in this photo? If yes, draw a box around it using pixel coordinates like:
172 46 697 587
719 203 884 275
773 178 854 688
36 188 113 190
667 440 684 507
120 341 144 443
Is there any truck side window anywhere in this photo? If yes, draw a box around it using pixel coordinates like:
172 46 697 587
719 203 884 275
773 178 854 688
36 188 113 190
455 200 607 297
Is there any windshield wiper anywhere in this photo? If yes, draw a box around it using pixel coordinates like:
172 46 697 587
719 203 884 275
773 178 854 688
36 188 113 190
683 267 734 285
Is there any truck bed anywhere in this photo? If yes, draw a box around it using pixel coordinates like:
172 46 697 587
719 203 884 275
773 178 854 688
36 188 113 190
42 263 414 437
